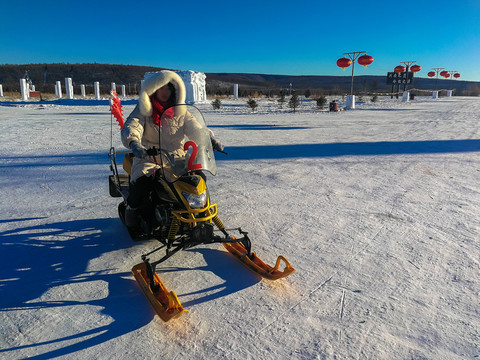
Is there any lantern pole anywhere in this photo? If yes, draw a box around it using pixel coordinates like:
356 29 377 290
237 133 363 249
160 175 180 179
445 71 457 80
344 51 366 95
432 68 444 91
444 70 457 97
400 61 416 91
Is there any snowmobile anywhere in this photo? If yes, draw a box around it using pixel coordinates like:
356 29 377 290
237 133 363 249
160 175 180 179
108 104 295 322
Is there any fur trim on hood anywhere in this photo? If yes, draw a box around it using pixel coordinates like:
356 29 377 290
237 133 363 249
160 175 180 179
138 70 186 117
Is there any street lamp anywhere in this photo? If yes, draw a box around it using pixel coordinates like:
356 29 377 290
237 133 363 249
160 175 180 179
400 61 417 91
336 51 374 95
444 71 458 97
445 71 458 78
336 51 373 109
431 68 445 91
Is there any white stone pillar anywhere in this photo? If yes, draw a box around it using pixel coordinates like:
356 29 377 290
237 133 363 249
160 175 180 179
94 82 100 100
55 81 62 98
402 91 410 102
234 84 239 99
432 91 438 99
20 78 29 100
446 90 453 97
345 95 355 109
65 78 73 99
0 84 3 97
121 84 126 98
80 84 86 98
111 82 116 92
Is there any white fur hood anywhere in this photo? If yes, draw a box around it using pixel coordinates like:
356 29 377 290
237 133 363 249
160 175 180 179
138 70 186 116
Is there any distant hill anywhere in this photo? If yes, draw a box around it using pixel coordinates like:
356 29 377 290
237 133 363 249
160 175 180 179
0 63 167 94
205 72 480 96
0 63 478 96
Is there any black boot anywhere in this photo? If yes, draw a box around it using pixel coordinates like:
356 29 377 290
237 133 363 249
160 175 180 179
125 205 140 227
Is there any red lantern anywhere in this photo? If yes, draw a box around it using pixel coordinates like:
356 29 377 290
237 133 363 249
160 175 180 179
454 73 461 79
440 71 448 77
427 71 436 77
444 73 451 78
410 65 421 73
337 57 352 71
358 54 373 68
394 65 406 74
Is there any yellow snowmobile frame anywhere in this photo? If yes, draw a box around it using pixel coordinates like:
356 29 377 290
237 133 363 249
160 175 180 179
112 148 295 322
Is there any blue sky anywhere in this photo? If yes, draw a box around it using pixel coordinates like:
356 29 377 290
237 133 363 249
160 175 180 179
2 0 479 81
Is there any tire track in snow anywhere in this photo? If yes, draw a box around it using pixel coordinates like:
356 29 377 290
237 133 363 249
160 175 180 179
250 159 420 343
41 166 55 193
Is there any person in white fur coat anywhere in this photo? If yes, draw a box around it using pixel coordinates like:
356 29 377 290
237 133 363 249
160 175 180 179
121 70 223 222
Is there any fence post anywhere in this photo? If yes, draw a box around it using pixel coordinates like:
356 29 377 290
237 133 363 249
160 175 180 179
234 84 238 99
55 81 62 98
121 84 126 98
80 84 86 98
94 82 100 100
65 78 74 99
20 78 29 100
0 84 3 97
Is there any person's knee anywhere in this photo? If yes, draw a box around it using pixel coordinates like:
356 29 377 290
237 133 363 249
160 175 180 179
128 176 153 208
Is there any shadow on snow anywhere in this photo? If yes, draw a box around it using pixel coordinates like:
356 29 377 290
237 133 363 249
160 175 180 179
0 152 109 169
0 216 259 359
3 138 479 173
158 247 260 308
0 218 150 359
210 124 309 131
218 139 480 161
0 99 138 107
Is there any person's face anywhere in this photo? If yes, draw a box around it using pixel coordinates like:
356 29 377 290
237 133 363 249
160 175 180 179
155 84 172 103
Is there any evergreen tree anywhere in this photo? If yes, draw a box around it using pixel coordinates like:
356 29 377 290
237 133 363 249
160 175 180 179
247 98 258 112
277 91 286 109
288 91 300 112
211 98 222 109
316 95 327 109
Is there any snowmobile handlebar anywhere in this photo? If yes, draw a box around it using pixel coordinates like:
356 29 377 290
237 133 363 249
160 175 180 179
146 147 161 156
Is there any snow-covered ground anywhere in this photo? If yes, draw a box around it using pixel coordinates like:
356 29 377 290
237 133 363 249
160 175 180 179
1 95 479 359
